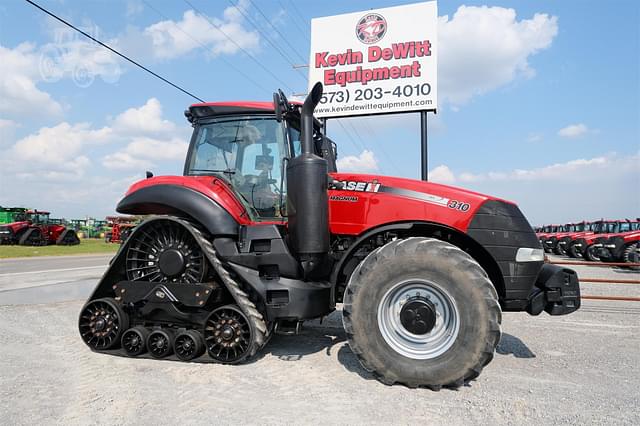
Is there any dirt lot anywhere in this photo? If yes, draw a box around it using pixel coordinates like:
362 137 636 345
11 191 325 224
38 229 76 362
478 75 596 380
0 299 639 425
0 254 638 424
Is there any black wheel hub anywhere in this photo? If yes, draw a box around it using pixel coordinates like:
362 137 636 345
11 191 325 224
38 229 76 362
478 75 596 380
158 249 185 277
204 306 252 363
126 220 207 284
400 299 437 335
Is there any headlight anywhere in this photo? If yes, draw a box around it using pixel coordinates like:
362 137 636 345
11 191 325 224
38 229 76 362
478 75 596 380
516 248 545 262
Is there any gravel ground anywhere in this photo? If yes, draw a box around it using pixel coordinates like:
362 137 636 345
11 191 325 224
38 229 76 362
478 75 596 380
1 298 639 425
0 254 638 425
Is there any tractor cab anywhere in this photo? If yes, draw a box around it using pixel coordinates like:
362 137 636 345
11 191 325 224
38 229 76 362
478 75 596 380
184 99 336 221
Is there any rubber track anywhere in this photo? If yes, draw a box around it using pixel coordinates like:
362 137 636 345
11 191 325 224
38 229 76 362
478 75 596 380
177 219 268 354
124 217 268 358
342 237 502 390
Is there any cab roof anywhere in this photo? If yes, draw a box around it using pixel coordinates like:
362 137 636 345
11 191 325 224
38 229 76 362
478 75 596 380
187 101 302 121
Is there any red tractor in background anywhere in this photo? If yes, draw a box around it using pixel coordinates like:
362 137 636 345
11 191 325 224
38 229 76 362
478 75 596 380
0 209 80 246
571 220 625 261
104 216 138 244
78 83 580 389
537 224 562 253
596 220 640 268
553 221 592 257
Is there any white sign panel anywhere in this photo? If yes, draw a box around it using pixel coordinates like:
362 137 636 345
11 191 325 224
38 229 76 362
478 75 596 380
309 1 437 118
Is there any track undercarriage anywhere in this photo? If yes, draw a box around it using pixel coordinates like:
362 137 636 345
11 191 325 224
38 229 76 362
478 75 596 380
79 217 269 364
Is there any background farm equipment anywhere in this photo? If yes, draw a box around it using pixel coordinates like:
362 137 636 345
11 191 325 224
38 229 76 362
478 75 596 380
104 216 138 244
0 209 80 246
0 206 28 224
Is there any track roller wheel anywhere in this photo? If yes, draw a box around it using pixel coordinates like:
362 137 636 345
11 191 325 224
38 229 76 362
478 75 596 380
79 298 129 350
174 330 205 361
147 329 175 358
121 326 150 356
204 305 253 364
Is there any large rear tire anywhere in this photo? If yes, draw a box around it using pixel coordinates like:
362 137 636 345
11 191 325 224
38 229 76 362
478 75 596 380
623 243 640 271
567 242 580 258
583 245 600 261
342 237 501 389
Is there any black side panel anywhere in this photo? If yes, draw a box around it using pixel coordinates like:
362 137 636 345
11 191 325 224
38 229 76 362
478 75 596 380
213 224 301 279
468 200 542 301
116 184 238 236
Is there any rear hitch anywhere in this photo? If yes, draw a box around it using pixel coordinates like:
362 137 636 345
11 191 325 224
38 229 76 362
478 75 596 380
526 264 581 316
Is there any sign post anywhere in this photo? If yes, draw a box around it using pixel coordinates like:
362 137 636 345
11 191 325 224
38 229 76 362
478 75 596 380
309 1 437 180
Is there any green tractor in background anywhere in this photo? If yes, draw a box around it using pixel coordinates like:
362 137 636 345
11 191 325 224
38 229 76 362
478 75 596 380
0 206 28 224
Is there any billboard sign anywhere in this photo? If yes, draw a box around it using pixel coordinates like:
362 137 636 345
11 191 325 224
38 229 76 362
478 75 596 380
309 1 438 118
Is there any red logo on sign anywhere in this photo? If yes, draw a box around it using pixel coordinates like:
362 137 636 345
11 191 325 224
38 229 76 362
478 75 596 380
356 13 387 45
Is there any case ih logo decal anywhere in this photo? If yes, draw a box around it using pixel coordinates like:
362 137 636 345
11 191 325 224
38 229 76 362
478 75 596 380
356 13 387 44
332 180 381 192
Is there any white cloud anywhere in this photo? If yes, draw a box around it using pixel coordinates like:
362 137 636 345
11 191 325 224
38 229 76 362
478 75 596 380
144 4 259 60
0 43 64 118
428 153 640 224
439 6 558 105
102 152 154 170
558 123 589 138
8 122 113 179
112 98 177 135
429 165 456 184
336 150 379 173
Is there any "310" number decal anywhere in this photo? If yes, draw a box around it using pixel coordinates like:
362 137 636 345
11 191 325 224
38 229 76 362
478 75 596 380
448 200 470 212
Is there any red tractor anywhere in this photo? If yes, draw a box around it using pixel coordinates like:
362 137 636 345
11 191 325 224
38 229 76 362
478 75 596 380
553 221 592 257
0 209 80 246
78 84 580 389
571 220 624 261
104 216 138 244
597 220 640 268
537 224 562 252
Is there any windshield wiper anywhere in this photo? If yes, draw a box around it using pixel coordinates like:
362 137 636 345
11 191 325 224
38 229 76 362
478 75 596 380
190 168 236 175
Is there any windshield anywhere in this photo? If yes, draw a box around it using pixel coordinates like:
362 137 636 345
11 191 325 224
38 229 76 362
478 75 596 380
186 116 288 220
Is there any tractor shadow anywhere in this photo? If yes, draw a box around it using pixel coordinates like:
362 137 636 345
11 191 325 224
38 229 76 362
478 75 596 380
496 333 536 358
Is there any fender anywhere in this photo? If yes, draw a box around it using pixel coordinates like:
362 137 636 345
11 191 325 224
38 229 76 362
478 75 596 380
330 220 506 302
116 184 238 236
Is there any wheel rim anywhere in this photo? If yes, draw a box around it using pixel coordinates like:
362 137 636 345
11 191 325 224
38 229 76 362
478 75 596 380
148 330 172 358
204 306 252 363
175 331 201 360
79 299 127 350
122 327 146 355
377 279 460 360
126 220 206 284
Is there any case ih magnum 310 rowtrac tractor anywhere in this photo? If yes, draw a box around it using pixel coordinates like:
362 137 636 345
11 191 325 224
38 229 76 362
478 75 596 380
79 84 580 388
0 209 80 246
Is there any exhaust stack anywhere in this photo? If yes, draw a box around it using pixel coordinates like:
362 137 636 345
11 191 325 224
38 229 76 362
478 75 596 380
286 82 329 276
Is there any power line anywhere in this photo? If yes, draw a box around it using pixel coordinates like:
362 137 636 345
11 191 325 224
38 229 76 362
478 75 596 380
247 0 307 63
141 0 271 96
184 0 294 93
278 0 310 44
24 0 205 102
225 0 307 81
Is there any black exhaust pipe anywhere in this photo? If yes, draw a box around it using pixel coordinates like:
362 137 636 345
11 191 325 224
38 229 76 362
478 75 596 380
286 82 329 276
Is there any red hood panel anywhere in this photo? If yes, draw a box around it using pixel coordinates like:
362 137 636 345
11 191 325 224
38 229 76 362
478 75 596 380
328 173 511 235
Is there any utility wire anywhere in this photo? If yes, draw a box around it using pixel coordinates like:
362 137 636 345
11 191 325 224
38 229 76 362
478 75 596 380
247 0 307 63
184 0 294 93
225 0 307 81
278 0 310 44
141 0 271 96
23 0 205 102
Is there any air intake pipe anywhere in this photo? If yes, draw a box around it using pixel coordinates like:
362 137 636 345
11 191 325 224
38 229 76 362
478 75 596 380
286 82 329 276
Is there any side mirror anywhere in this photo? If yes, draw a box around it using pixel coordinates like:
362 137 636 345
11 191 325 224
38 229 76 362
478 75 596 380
272 89 291 122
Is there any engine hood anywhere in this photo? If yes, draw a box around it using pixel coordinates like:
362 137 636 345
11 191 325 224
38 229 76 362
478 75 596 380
328 172 518 235
331 172 512 206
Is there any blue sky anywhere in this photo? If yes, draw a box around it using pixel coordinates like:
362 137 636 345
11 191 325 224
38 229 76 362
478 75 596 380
0 0 638 225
